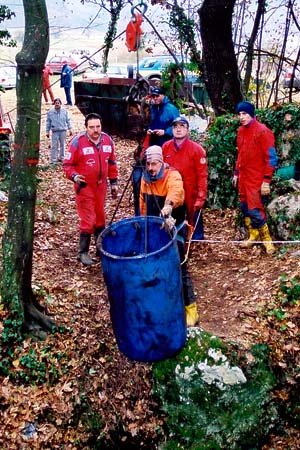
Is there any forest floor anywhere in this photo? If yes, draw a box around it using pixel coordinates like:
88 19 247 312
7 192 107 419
0 88 299 449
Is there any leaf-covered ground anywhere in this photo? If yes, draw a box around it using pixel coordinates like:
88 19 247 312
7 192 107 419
0 95 299 449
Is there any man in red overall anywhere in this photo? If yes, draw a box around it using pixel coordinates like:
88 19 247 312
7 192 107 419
162 117 208 326
233 101 278 254
42 64 55 104
63 113 118 266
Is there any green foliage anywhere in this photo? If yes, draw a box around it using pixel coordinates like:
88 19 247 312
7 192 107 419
153 331 278 450
0 344 68 385
102 1 124 71
161 60 203 111
278 274 300 307
169 2 201 65
161 63 185 110
0 5 17 47
204 115 239 208
1 316 23 344
258 104 300 165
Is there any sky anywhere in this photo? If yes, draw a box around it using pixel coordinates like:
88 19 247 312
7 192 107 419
2 1 299 62
1 1 167 63
1 0 112 31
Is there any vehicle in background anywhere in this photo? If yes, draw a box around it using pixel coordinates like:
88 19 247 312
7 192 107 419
135 55 200 82
135 55 174 80
82 64 132 80
46 54 89 75
0 65 17 90
283 67 300 90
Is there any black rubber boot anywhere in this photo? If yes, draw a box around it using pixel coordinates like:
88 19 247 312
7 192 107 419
94 226 105 257
77 232 93 266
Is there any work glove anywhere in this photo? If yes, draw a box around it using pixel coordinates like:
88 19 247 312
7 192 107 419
160 204 172 218
161 216 176 232
73 174 86 186
111 184 118 199
261 181 270 196
232 174 238 188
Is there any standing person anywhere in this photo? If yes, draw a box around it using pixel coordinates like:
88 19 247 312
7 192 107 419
60 59 73 106
162 116 208 240
46 98 73 165
42 64 55 104
232 101 278 254
63 113 118 266
146 86 179 147
139 145 199 327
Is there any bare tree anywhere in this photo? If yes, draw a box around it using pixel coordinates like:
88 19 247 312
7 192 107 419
243 0 266 95
1 0 55 342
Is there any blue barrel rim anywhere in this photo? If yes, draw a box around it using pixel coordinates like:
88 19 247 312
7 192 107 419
99 216 177 261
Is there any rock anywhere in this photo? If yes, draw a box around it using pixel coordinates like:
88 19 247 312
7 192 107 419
267 182 300 240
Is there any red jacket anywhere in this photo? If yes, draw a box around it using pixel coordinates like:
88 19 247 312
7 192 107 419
162 138 208 223
63 132 118 187
235 119 277 188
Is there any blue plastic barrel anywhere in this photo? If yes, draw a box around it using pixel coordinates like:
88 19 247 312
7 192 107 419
99 216 187 362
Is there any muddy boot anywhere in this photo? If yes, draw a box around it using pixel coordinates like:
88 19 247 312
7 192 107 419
77 232 93 266
259 223 276 255
94 226 105 257
185 303 199 327
240 217 260 248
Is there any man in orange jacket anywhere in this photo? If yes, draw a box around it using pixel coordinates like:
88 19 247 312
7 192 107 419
140 145 199 327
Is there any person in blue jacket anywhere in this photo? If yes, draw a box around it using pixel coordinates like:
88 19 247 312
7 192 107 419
60 59 73 106
146 86 179 146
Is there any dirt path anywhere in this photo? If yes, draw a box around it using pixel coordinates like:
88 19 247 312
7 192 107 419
1 88 299 449
3 81 299 345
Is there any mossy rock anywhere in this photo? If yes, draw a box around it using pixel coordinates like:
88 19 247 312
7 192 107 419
153 329 279 450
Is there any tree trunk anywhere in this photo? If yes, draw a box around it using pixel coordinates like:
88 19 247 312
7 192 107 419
199 0 243 115
243 0 265 95
1 0 55 342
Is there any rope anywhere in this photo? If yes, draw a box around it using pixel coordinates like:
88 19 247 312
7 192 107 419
190 238 300 245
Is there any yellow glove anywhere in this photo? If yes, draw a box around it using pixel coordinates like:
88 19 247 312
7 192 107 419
261 182 270 196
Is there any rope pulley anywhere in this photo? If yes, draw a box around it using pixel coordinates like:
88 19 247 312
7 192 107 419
126 2 147 52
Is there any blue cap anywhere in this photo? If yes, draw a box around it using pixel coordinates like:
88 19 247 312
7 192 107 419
172 116 189 127
150 86 164 96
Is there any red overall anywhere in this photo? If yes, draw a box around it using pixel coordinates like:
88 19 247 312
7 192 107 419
162 138 208 225
235 119 277 226
42 65 54 103
63 132 118 233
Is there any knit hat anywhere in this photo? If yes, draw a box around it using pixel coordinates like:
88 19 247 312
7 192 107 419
236 101 255 118
172 116 189 127
145 145 163 162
